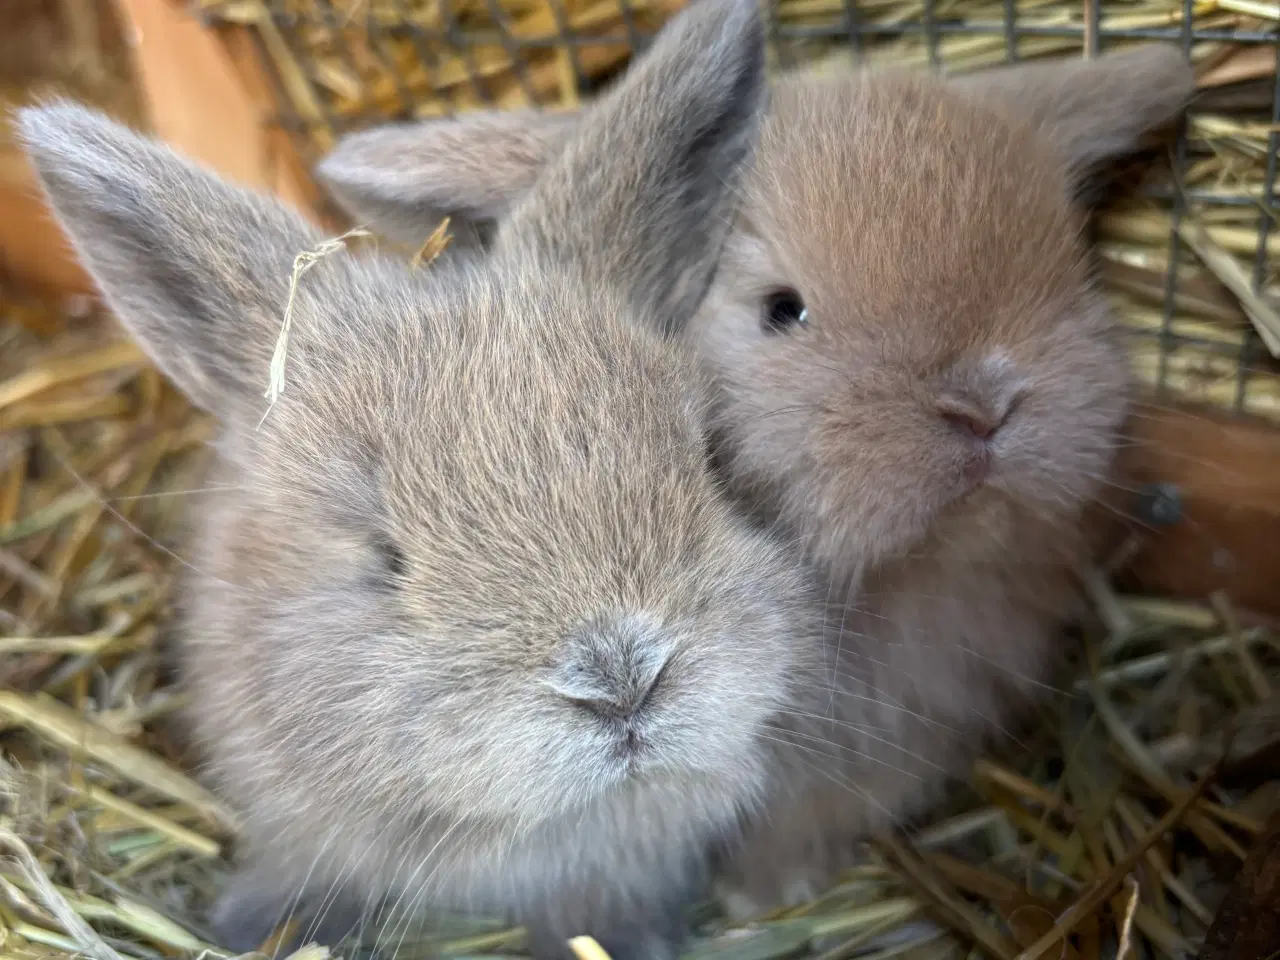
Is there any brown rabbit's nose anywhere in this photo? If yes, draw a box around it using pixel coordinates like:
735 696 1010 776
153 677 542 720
938 398 1003 485
938 400 1003 442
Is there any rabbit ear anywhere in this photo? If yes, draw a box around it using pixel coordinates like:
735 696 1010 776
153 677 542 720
316 109 578 249
18 100 323 418
949 46 1195 179
498 0 767 337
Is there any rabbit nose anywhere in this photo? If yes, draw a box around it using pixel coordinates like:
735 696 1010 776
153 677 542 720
570 691 649 722
944 409 996 440
561 670 660 722
550 616 670 720
937 398 1000 486
938 399 1003 441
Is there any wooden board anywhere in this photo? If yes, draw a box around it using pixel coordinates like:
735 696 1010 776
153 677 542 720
2 0 330 301
1115 400 1280 620
0 148 96 298
109 0 327 224
1197 808 1280 960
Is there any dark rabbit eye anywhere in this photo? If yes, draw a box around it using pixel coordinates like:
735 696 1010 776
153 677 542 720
762 289 808 333
376 536 408 580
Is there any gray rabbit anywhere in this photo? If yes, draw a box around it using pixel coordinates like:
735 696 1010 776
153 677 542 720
17 0 824 955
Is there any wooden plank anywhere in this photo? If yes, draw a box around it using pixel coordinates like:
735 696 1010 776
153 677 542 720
1113 400 1280 619
1196 809 1280 960
0 149 96 298
112 0 270 191
2 0 329 300
108 0 327 224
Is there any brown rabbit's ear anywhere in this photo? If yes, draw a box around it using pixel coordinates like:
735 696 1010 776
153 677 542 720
18 100 323 418
498 0 767 337
316 109 578 249
949 45 1195 180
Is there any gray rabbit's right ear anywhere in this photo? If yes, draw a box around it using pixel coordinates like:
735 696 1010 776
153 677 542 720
499 0 767 337
315 109 578 248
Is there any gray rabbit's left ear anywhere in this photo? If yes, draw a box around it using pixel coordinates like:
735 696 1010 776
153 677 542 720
949 45 1196 180
315 109 579 249
18 100 326 420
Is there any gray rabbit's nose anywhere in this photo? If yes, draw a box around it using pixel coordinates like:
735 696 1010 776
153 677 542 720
548 613 672 720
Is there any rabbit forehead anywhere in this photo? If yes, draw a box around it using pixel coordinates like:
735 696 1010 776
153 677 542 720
244 265 718 547
274 264 703 448
750 71 1086 341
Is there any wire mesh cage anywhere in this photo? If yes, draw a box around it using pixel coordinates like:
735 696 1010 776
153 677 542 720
193 0 1280 426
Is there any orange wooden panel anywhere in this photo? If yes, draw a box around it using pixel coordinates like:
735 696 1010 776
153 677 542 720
110 0 326 223
0 149 96 298
2 0 329 299
113 0 270 191
1115 401 1280 619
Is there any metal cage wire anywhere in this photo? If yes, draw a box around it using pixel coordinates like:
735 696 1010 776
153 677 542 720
195 0 1280 425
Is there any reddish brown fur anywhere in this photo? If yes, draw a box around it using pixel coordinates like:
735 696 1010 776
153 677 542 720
697 71 1137 911
703 72 1121 584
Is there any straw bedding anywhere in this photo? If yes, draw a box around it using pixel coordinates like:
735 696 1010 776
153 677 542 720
1 1 1280 959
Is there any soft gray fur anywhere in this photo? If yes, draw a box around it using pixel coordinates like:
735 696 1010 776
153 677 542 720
18 0 824 957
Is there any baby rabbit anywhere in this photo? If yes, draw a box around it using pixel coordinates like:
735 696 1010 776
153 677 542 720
315 48 1196 913
18 0 822 955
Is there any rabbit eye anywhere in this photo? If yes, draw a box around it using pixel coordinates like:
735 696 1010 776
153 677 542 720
762 289 808 333
375 536 408 580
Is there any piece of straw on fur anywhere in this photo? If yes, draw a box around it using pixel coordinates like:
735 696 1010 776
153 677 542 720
263 227 372 413
411 217 453 270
